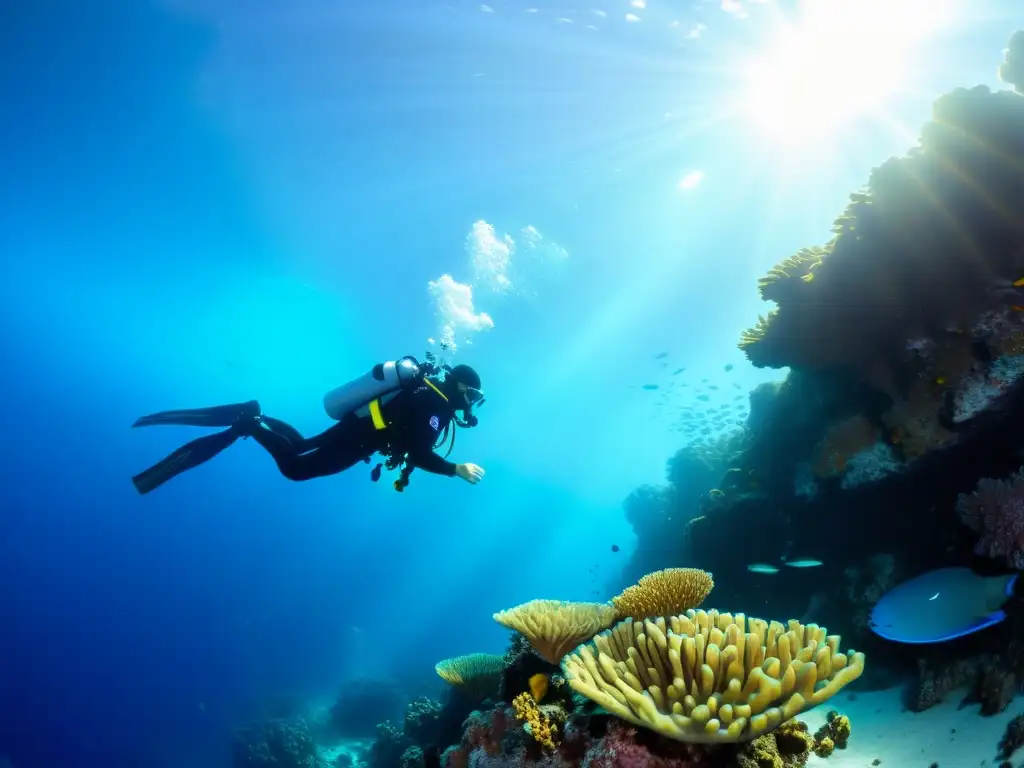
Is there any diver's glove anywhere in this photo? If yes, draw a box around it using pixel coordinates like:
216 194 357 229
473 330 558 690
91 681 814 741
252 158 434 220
455 462 485 485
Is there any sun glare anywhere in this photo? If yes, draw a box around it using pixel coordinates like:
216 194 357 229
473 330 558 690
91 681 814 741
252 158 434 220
737 0 951 147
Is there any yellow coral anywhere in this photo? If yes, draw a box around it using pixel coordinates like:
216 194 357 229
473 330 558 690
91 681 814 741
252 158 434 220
561 609 865 744
813 735 835 758
815 710 850 748
774 720 813 756
739 313 776 351
737 721 813 768
434 653 504 697
831 715 850 746
493 600 618 665
757 247 828 304
612 568 714 621
512 691 558 749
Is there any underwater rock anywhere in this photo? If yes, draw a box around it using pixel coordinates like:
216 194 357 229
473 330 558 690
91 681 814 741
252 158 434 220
404 697 444 746
687 373 1024 581
999 713 1024 761
400 746 425 768
368 721 412 768
976 664 1017 716
840 553 903 637
232 717 327 768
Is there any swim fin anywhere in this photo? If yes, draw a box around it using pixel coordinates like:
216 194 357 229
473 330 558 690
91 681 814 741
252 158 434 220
131 428 241 494
132 400 261 429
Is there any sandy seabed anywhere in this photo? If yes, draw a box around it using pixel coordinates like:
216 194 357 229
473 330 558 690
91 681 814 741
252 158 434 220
804 686 1022 768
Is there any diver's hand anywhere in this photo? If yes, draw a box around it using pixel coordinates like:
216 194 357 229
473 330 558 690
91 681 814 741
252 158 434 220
455 462 485 485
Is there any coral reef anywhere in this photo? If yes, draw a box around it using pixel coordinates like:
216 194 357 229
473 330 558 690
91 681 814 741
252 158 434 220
582 720 708 767
740 79 1024 380
956 468 1024 568
561 610 864 743
399 746 424 768
232 717 326 768
438 706 845 768
908 648 1024 717
811 416 878 479
493 602 619 665
499 633 565 706
733 719 814 768
369 721 412 768
234 28 1024 768
610 568 714 621
512 692 561 750
812 711 850 752
436 654 506 699
405 697 445 746
720 38 1024 521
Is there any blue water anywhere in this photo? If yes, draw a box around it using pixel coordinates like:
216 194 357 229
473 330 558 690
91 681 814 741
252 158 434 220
0 1 1019 765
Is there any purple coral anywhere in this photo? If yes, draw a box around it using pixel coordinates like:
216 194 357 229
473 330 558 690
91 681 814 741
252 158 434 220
581 722 706 768
956 470 1024 568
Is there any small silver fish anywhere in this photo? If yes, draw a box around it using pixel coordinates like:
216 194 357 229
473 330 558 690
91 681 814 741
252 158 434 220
784 559 823 568
747 563 780 574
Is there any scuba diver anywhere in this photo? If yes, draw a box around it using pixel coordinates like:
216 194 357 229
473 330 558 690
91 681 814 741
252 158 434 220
130 355 486 495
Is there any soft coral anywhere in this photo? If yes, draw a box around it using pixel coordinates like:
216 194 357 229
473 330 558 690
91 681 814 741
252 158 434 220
581 722 708 768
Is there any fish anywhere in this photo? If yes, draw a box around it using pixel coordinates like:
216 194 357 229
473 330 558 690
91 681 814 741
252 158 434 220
655 352 669 359
529 673 549 702
784 559 823 568
1014 277 1024 287
611 544 620 552
724 364 734 372
869 567 1017 643
672 367 686 375
697 395 710 402
747 563 780 574
642 384 659 391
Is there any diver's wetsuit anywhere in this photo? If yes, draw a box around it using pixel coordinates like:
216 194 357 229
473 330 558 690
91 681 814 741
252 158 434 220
251 385 458 481
129 384 459 494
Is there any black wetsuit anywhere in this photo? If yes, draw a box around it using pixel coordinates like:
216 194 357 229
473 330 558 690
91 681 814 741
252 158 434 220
250 384 458 481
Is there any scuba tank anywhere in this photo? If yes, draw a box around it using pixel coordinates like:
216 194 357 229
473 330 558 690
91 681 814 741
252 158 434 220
329 352 482 492
323 356 430 421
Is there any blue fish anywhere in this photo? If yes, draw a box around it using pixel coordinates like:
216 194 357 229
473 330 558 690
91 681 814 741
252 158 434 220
869 567 1018 644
